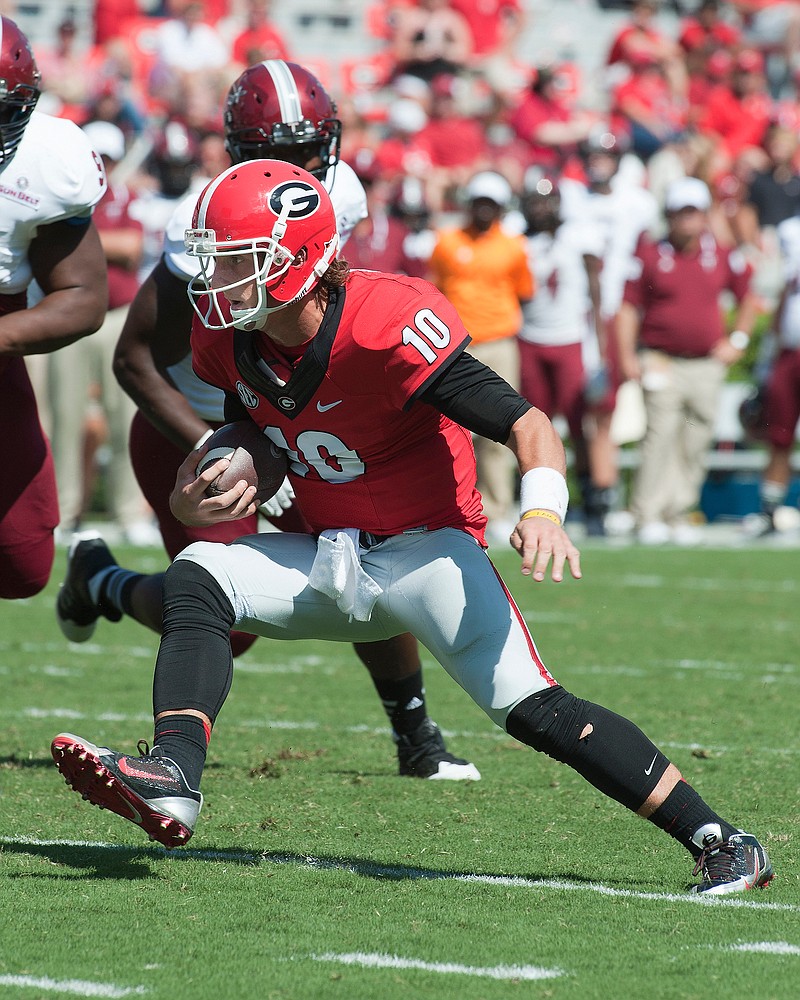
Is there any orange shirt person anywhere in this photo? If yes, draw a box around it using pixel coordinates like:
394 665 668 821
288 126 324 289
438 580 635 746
429 171 533 539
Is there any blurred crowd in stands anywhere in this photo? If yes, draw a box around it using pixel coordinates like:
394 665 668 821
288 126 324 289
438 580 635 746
20 0 800 245
13 0 800 542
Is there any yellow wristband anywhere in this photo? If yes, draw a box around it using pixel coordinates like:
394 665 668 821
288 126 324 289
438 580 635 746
521 508 562 526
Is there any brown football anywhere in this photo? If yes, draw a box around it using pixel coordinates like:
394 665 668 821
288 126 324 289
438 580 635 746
196 421 288 505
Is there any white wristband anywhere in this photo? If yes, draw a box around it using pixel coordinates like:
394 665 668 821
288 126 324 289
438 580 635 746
192 428 214 451
519 467 569 524
729 329 750 351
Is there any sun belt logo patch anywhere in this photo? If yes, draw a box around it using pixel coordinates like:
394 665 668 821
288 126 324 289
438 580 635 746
270 180 320 219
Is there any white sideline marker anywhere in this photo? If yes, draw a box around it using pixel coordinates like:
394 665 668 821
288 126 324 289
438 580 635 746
0 974 147 997
16 706 800 756
728 942 800 955
5 838 799 913
310 952 564 980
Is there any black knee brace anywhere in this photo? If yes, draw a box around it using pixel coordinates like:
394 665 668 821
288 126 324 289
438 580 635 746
506 686 670 812
153 559 236 722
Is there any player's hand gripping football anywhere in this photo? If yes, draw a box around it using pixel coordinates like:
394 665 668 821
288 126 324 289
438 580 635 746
169 443 259 526
511 515 582 583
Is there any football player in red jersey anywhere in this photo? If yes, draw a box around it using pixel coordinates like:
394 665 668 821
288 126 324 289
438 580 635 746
0 16 108 599
51 161 774 897
55 60 478 781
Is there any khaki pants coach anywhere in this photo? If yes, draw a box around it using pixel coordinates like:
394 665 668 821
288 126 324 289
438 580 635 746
47 305 147 532
631 350 726 527
466 336 521 525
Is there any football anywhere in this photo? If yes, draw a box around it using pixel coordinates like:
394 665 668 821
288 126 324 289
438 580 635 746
196 421 288 505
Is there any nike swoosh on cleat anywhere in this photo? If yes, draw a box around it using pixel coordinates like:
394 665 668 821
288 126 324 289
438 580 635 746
122 799 143 825
118 757 173 784
316 399 342 412
644 754 658 776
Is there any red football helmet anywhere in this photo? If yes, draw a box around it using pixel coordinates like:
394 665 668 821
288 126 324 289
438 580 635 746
522 168 561 233
0 16 41 164
149 119 200 198
185 159 339 331
223 60 341 179
738 384 769 442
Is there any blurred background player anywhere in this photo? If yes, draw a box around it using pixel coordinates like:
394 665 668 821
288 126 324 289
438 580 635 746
429 170 533 544
0 16 108 599
518 173 605 532
742 206 800 536
561 128 659 536
56 59 478 782
46 119 156 545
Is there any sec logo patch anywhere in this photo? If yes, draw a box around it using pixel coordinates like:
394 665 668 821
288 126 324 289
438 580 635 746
236 381 259 408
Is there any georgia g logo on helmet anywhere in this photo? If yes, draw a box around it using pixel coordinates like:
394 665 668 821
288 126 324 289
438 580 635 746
269 180 320 220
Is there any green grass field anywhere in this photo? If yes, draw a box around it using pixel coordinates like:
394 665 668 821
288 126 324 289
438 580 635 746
1 541 798 1000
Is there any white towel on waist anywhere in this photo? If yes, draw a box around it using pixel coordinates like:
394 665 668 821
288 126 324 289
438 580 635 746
308 528 383 622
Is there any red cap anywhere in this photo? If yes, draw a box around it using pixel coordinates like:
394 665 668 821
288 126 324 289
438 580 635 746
735 49 765 73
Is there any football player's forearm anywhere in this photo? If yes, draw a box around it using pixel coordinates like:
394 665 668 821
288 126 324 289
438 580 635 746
116 355 209 452
0 288 105 356
507 407 567 479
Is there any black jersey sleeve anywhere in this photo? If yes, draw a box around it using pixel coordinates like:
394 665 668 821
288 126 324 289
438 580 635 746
416 350 532 443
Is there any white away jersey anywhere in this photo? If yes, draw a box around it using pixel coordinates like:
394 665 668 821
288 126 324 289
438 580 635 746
0 111 106 294
777 216 800 349
560 177 658 318
520 220 604 346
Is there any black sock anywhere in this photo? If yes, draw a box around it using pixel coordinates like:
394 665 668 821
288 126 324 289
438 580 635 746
92 566 144 619
371 669 427 737
151 714 209 790
648 780 739 857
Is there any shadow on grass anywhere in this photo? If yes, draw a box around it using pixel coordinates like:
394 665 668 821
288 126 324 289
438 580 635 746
0 755 55 769
2 837 643 890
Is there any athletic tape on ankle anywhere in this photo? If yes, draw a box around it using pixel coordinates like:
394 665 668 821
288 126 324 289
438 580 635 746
519 467 569 524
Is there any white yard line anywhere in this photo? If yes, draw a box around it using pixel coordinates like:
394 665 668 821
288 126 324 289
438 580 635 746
309 952 564 979
617 575 798 593
0 974 146 997
727 942 800 955
4 837 797 913
16 706 800 755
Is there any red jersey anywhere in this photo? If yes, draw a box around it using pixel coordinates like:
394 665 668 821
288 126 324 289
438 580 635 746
449 0 522 56
417 117 487 169
191 270 487 542
623 232 752 356
509 91 573 169
92 181 142 309
678 16 740 53
698 85 772 159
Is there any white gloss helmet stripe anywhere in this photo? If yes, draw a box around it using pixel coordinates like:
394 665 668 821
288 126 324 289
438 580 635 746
192 161 239 227
263 59 302 124
184 173 339 331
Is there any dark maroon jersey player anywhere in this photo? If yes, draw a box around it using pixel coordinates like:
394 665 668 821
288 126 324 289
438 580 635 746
0 16 107 598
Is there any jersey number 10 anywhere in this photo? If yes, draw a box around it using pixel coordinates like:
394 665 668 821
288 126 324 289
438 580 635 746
401 308 451 364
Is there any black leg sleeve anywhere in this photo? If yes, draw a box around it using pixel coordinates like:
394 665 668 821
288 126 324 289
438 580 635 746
506 686 671 812
153 559 236 723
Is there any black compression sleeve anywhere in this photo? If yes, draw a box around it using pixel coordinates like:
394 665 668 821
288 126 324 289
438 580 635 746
416 350 532 442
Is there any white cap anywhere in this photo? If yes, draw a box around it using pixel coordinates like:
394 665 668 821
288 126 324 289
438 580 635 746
465 171 512 207
387 99 428 135
664 176 711 212
82 120 126 162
